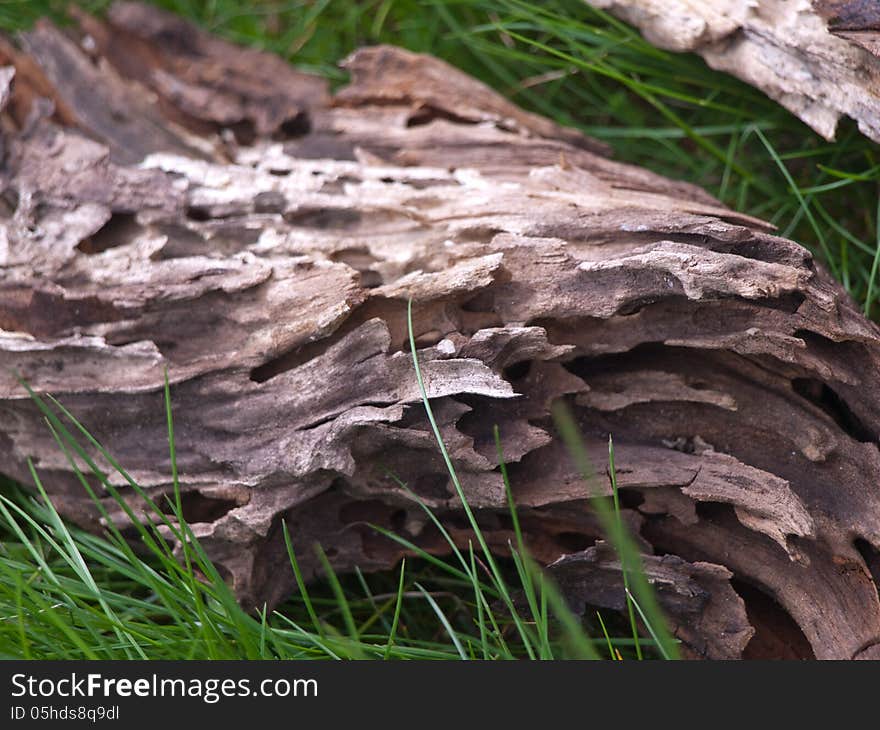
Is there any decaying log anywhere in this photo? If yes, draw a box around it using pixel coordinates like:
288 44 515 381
585 0 880 143
2 2 880 659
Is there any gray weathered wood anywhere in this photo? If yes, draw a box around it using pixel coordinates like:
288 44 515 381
585 0 880 143
2 2 880 658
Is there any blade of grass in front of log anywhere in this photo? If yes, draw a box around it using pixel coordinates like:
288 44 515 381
552 401 680 659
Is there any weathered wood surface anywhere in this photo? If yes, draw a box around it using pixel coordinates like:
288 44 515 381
586 0 880 143
2 2 880 659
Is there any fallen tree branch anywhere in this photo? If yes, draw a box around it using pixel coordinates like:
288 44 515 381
586 0 880 143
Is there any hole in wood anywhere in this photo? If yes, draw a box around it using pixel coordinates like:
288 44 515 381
502 360 531 382
277 112 311 138
734 580 815 660
76 213 140 254
791 377 875 443
854 538 880 598
405 104 474 128
160 490 241 524
283 206 362 229
555 531 594 553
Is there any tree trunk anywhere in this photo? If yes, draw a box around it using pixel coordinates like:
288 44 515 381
2 1 880 659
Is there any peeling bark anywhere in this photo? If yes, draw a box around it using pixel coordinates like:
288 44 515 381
585 0 880 143
2 2 880 659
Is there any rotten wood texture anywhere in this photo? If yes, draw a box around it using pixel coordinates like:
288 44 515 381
2 2 880 659
585 0 880 143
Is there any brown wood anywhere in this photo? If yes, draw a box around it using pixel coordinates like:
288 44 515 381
586 0 880 143
2 1 880 659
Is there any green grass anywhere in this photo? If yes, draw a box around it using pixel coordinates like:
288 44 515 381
0 309 674 660
2 0 879 659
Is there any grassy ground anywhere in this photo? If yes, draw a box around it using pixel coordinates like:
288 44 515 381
0 313 676 660
0 0 878 659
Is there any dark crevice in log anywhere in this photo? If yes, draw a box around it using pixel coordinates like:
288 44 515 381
413 473 452 500
76 212 140 254
212 561 234 586
455 226 504 245
854 538 880 598
228 120 257 146
405 104 478 128
276 112 312 139
615 488 645 510
1 188 19 215
250 339 339 384
554 532 596 553
692 501 737 522
758 292 807 314
791 378 876 443
329 248 384 288
502 360 531 382
185 205 215 222
735 580 815 660
283 207 363 229
159 490 242 524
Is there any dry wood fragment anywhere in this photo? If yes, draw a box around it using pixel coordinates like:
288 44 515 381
585 0 880 143
2 2 880 659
